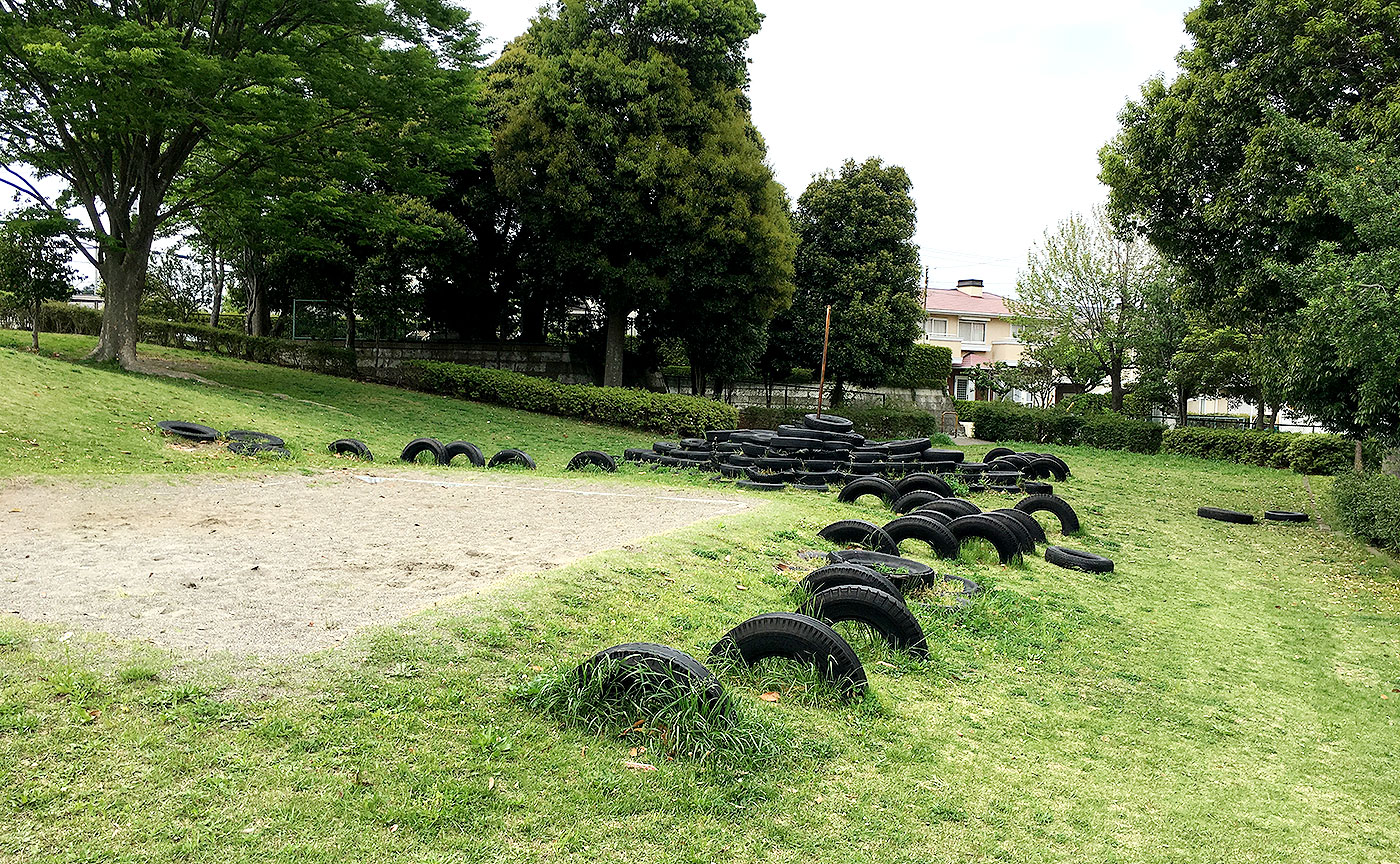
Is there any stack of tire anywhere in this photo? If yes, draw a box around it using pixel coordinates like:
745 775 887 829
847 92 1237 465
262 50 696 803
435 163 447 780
976 447 1072 494
817 492 1085 566
624 413 965 493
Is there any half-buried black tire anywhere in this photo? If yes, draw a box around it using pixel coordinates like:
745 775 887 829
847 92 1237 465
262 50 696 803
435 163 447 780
566 450 617 472
329 439 373 461
710 612 867 698
444 440 486 467
575 642 729 711
400 437 447 464
799 585 929 658
818 520 899 554
488 448 537 469
893 472 953 497
157 420 219 442
837 476 898 506
797 563 904 603
1197 506 1254 524
1045 546 1114 573
881 515 960 559
1014 494 1081 534
947 514 1023 564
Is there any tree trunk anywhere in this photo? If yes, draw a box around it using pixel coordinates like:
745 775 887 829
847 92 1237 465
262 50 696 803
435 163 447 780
245 267 270 337
1355 439 1364 472
88 247 151 367
519 290 547 343
31 298 40 351
1176 386 1189 428
344 305 357 351
208 249 223 329
1255 398 1268 431
602 302 626 388
1109 352 1124 411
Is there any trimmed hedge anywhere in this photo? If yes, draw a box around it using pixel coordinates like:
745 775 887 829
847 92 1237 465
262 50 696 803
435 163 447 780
1159 427 1356 475
737 405 955 443
886 344 954 390
410 360 737 435
1330 471 1400 549
954 400 1163 453
8 300 357 376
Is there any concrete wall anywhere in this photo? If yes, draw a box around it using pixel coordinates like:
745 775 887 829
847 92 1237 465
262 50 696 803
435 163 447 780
354 341 593 386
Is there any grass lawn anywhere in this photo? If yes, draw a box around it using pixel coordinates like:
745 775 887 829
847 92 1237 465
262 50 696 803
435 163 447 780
2 332 1399 863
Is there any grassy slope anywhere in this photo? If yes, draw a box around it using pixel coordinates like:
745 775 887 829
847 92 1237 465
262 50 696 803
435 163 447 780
1 332 1398 863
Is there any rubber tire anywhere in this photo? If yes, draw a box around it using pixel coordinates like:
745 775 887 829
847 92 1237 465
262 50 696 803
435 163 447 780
826 550 935 581
989 508 1046 545
947 514 1023 564
1014 494 1081 534
226 430 285 447
909 506 952 525
890 489 944 515
799 585 929 658
1023 457 1069 481
1264 510 1309 523
984 447 1016 462
1022 481 1053 495
798 563 904 602
710 612 867 698
803 413 855 433
818 519 899 555
921 497 981 517
1045 545 1114 573
983 510 1035 554
881 515 960 559
444 440 486 467
488 448 537 469
400 437 447 464
893 472 954 497
924 449 965 463
157 421 219 442
328 439 373 461
576 643 728 710
1197 506 1255 525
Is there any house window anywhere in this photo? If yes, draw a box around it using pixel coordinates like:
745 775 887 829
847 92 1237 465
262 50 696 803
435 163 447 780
1009 323 1023 339
954 377 972 401
923 317 948 339
958 320 986 343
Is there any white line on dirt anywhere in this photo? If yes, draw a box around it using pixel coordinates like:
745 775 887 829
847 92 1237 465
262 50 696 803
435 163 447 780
353 474 749 508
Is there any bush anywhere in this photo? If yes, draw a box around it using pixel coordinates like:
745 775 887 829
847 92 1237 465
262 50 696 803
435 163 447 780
885 344 953 390
736 404 954 444
1330 471 1400 549
410 360 736 435
1060 392 1112 416
1160 427 1357 475
1077 413 1164 454
8 300 357 375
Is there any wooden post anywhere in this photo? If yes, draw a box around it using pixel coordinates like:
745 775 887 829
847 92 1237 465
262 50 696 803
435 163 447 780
816 305 832 417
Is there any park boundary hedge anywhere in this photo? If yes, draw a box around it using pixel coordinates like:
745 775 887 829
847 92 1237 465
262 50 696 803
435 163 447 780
409 360 737 435
7 300 357 376
1330 471 1400 549
886 344 954 390
1159 427 1357 475
953 400 1164 454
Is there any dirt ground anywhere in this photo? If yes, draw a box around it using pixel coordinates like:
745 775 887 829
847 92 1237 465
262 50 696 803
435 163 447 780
0 471 746 657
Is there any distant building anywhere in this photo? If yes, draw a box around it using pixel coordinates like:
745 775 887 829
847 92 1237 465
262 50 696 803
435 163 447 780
69 293 103 310
919 279 1027 402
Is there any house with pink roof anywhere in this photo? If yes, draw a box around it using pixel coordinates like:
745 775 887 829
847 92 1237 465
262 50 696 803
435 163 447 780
919 278 1028 401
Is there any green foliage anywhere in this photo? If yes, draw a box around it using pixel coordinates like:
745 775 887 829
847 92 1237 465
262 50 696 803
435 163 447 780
1010 207 1163 408
736 405 954 444
0 0 486 364
767 158 923 389
885 344 953 389
1060 392 1112 416
0 209 76 349
1159 427 1357 475
409 360 736 435
955 400 1163 453
1330 471 1400 549
8 300 356 376
1100 0 1400 325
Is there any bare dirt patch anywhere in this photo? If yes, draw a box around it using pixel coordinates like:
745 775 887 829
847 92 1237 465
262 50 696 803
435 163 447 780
0 471 746 657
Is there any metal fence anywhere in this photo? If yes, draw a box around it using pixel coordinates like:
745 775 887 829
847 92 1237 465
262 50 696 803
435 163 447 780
1149 413 1331 434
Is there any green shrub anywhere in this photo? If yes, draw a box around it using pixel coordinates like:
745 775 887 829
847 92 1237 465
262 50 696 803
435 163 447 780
885 344 953 389
1330 471 1400 549
1077 413 1164 454
409 360 736 435
1160 427 1356 475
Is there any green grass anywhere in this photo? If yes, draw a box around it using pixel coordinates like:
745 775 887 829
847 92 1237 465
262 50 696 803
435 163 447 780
2 331 1399 862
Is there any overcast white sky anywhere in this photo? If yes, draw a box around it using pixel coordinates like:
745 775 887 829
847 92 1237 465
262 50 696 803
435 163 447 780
461 0 1194 296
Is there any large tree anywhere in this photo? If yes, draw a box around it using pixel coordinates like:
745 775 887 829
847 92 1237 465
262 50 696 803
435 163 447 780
774 157 923 399
1009 208 1162 410
491 0 771 387
1099 0 1400 325
0 0 484 366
